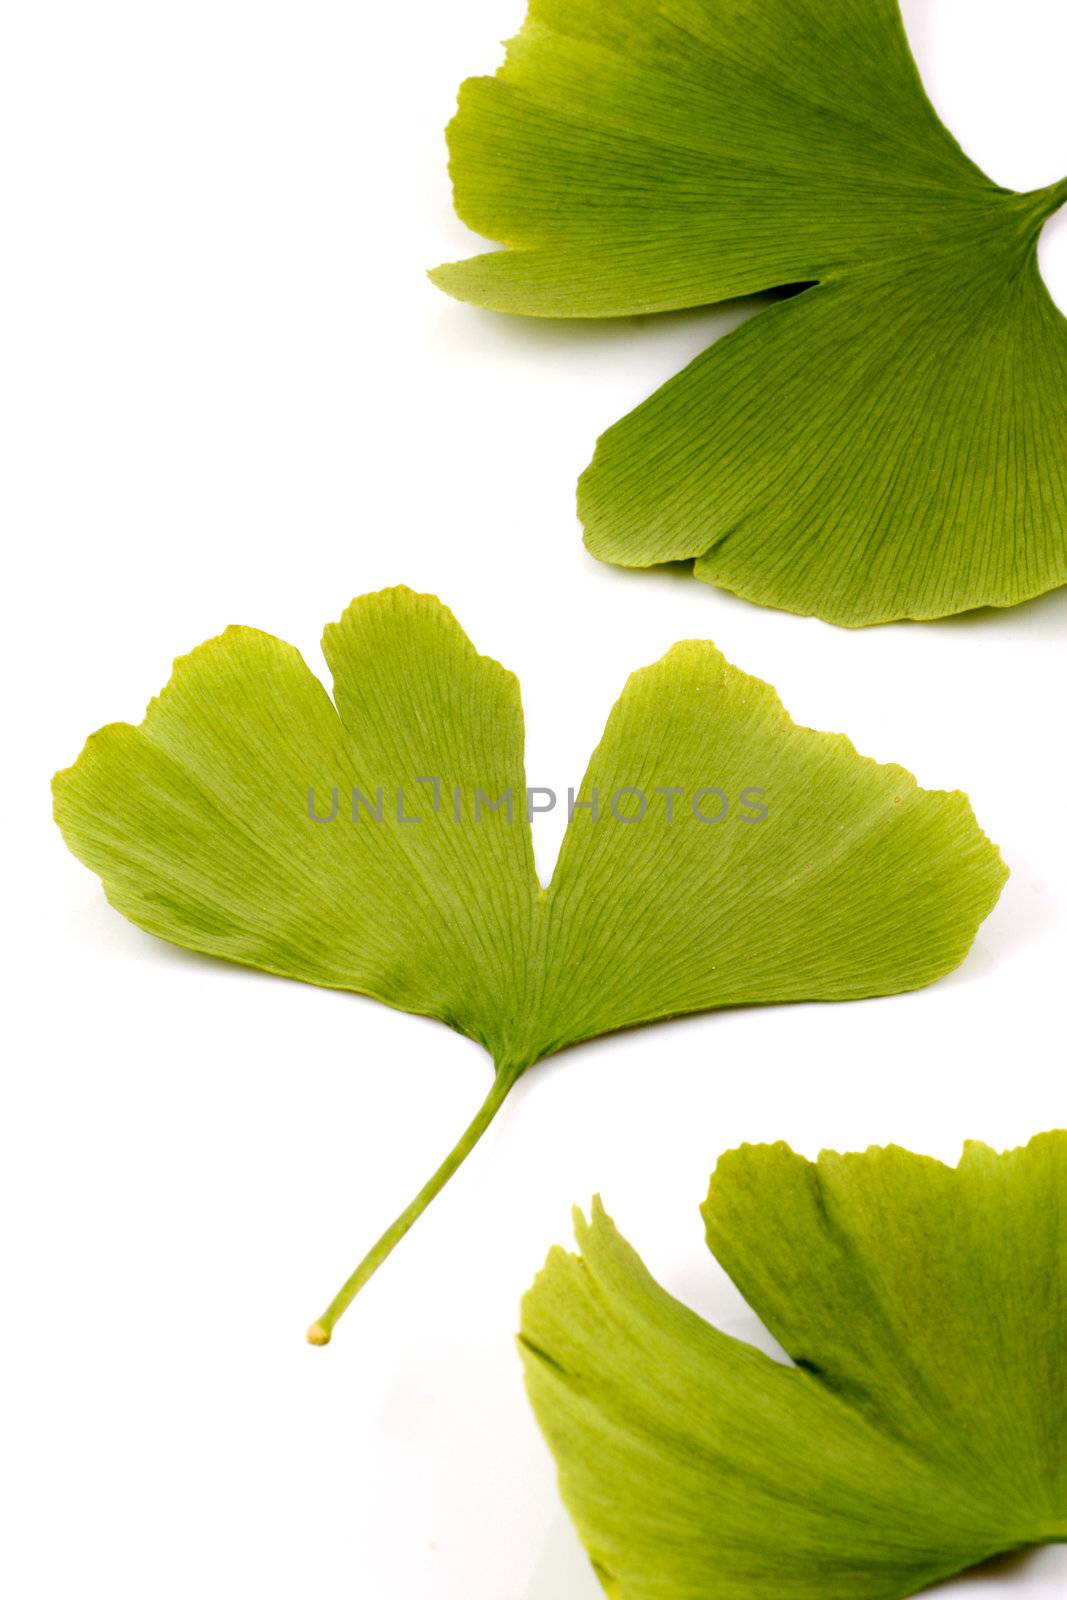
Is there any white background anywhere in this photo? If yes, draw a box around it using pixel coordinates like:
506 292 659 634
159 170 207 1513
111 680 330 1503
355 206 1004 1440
3 1 1067 1595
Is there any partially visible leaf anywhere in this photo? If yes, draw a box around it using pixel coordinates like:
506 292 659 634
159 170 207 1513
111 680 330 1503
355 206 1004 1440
53 589 1006 1339
433 0 1067 625
522 1134 1067 1599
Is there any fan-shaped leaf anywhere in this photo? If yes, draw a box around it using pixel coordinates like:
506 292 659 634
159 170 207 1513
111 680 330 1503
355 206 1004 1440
432 0 1067 625
53 589 1006 1339
522 1133 1067 1598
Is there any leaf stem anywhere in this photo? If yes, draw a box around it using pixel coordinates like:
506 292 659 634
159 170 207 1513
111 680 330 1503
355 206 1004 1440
1031 175 1067 226
306 1065 518 1345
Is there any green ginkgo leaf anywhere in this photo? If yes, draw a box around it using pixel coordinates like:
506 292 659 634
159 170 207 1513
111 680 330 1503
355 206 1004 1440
522 1133 1067 1599
53 588 1006 1341
431 0 1067 626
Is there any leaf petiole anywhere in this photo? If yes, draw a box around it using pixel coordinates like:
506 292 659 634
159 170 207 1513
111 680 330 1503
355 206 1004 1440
307 1064 519 1345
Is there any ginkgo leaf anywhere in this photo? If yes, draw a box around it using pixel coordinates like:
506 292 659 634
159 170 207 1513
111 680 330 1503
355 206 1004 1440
522 1133 1067 1600
431 0 1067 626
53 588 1006 1341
